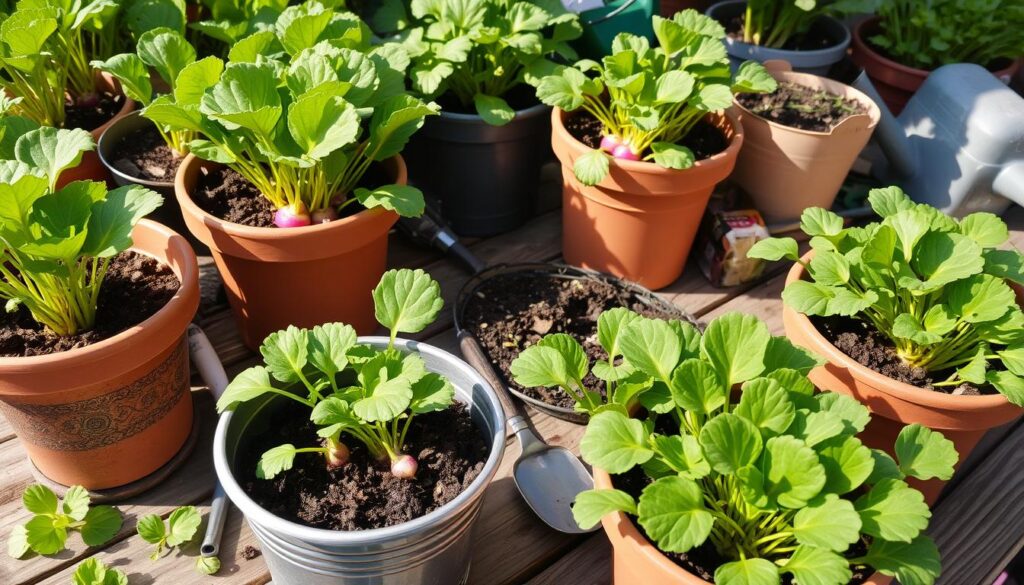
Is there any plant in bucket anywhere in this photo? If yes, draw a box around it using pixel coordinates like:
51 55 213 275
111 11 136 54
364 0 584 236
749 188 1024 502
213 269 506 585
171 1 437 349
536 10 776 289
525 310 957 584
0 125 199 491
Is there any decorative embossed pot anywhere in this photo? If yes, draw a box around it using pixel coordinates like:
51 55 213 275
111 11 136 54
0 220 199 490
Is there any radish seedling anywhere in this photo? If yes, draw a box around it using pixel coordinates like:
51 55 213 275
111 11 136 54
749 188 1024 405
72 557 128 585
217 269 453 481
137 506 202 560
739 0 855 48
8 484 122 558
535 11 777 185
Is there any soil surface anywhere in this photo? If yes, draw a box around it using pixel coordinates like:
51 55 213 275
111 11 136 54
461 273 691 409
0 251 180 357
725 15 839 51
65 92 123 132
565 111 727 162
737 81 867 132
192 165 385 228
239 400 489 531
111 125 183 182
814 316 987 395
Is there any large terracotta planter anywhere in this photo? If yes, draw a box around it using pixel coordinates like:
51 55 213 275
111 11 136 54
852 17 1021 115
594 468 892 584
783 257 1022 502
175 155 402 350
732 66 880 224
0 220 199 490
58 72 137 187
552 108 743 290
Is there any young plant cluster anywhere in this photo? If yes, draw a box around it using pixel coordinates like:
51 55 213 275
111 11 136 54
367 0 583 126
749 187 1024 404
73 558 127 585
149 1 436 228
190 0 291 48
535 11 777 185
217 268 453 480
138 505 220 575
8 484 122 558
738 0 855 48
0 126 162 336
515 311 957 585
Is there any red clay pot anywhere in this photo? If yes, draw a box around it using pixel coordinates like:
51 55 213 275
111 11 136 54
551 108 744 290
851 17 1021 115
58 72 137 188
175 155 402 350
0 220 199 489
783 255 1022 503
593 468 892 584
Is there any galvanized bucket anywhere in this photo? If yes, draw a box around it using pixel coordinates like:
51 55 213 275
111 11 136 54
213 337 507 585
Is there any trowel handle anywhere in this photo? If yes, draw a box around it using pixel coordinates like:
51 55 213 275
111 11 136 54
188 325 229 400
457 331 520 431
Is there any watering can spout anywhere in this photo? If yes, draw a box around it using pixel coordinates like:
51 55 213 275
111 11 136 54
993 163 1024 209
850 69 918 180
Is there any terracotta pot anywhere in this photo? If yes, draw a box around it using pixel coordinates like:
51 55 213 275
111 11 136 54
783 256 1022 503
594 468 892 584
851 17 1021 115
0 220 199 489
732 64 880 224
58 72 137 187
175 155 402 350
552 108 743 290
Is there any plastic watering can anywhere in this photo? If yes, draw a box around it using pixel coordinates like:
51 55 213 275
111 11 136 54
853 63 1024 217
564 0 659 59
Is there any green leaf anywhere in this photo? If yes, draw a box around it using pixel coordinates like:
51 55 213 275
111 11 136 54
700 312 770 386
25 515 66 555
200 62 282 137
61 486 90 522
761 436 826 509
747 237 799 262
732 61 777 93
892 313 944 346
815 392 870 434
652 434 711 479
867 449 904 484
986 370 1024 406
800 208 844 238
597 307 641 358
983 249 1024 285
736 378 796 435
670 358 725 414
373 268 443 336
816 434 874 494
80 506 122 547
91 54 153 105
354 185 426 217
136 514 166 544
166 506 201 547
311 397 362 437
409 372 454 414
538 334 589 382
894 424 958 481
353 361 414 422
699 413 763 474
217 366 281 412
793 494 862 551
365 94 438 161
196 555 221 575
511 345 572 389
947 274 1016 323
15 128 94 189
855 479 930 543
287 90 360 160
868 186 915 218
864 536 942 585
809 252 851 286
579 411 654 473
621 317 682 382
257 444 299 480
82 185 163 258
307 322 357 379
22 484 58 516
73 558 128 585
260 326 309 384
648 142 694 170
763 337 825 375
137 28 196 88
714 558 780 585
473 94 515 126
999 344 1024 376
958 212 1008 247
637 477 714 553
7 525 29 559
765 368 815 396
782 546 852 585
788 410 845 447
573 149 611 186
909 232 984 291
655 70 695 103
572 489 636 530
693 84 733 111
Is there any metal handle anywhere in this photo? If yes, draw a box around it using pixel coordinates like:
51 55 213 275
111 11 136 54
584 0 639 25
457 331 520 429
200 482 229 557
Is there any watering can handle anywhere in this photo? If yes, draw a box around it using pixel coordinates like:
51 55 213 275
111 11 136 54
583 0 639 25
993 162 1024 208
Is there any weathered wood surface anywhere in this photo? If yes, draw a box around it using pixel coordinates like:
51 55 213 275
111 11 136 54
1 205 1023 585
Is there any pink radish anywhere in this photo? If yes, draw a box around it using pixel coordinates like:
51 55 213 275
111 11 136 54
325 440 350 469
391 455 418 479
600 134 622 153
274 203 311 228
612 144 640 161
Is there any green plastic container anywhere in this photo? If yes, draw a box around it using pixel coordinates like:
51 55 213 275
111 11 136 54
575 0 659 59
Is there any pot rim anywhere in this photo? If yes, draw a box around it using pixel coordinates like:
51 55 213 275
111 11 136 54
786 253 1015 410
0 219 199 372
97 110 176 189
213 336 507 545
732 70 881 137
173 153 400 241
709 0 851 57
438 101 551 124
551 107 744 176
85 72 137 139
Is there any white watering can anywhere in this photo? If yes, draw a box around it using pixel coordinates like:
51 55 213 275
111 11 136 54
852 63 1024 217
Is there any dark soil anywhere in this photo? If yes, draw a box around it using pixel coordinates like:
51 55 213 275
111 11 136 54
814 316 988 395
239 400 489 531
437 83 540 115
460 273 691 409
726 15 839 51
241 545 261 560
64 92 123 132
111 124 183 182
737 81 867 132
192 165 386 228
565 111 727 162
0 251 180 357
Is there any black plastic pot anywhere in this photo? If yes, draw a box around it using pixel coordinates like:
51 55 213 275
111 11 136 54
454 263 701 424
404 103 551 237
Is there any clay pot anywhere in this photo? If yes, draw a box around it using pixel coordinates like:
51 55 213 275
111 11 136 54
552 108 743 290
783 256 1022 503
594 468 892 584
175 155 402 350
0 220 199 490
732 64 880 224
851 17 1021 115
58 72 137 187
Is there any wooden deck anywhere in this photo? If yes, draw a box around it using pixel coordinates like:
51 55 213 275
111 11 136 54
2 190 1023 585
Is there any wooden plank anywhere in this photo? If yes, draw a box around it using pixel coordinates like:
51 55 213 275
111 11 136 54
526 534 611 585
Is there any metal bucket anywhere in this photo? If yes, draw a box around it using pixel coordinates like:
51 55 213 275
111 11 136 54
213 337 507 585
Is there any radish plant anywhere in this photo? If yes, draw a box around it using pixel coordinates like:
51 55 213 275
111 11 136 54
749 187 1024 404
570 311 956 585
8 484 122 558
365 0 582 126
0 127 162 336
72 558 128 585
217 268 452 480
738 0 857 48
137 506 201 560
535 11 776 185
